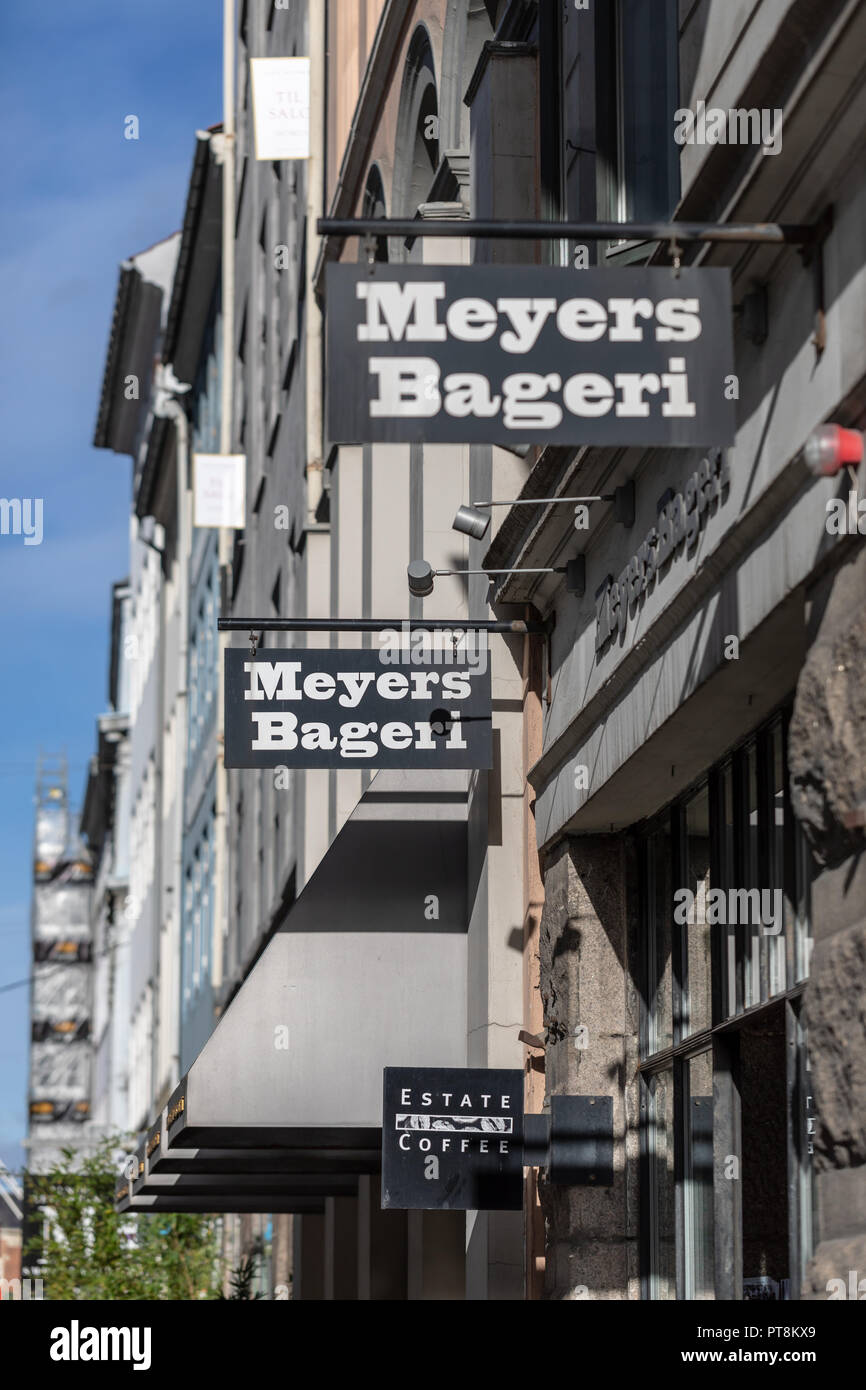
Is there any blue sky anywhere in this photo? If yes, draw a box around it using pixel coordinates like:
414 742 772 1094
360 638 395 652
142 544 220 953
0 1 220 1173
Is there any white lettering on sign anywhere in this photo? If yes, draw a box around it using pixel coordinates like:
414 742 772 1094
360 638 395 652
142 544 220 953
369 358 441 416
331 265 736 450
383 1068 523 1211
368 358 696 425
250 711 466 758
357 285 704 351
356 282 446 342
244 662 473 760
244 662 470 707
230 647 490 770
394 1107 512 1156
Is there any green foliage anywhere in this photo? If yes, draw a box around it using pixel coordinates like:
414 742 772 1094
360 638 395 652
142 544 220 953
220 1255 263 1300
23 1136 222 1301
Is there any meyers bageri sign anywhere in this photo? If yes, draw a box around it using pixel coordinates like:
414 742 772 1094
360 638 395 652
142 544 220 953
326 264 736 448
224 630 492 769
595 446 730 654
382 1067 524 1211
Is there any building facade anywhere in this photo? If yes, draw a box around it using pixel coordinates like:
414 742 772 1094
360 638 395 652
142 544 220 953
278 0 866 1299
63 0 866 1302
82 581 133 1135
477 0 866 1299
0 1164 23 1295
93 231 181 1134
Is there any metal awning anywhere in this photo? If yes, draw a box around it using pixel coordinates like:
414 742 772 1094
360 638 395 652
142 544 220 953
129 1135 358 1201
163 770 471 1152
116 1145 351 1214
116 1187 327 1215
145 1108 380 1178
136 1174 358 1198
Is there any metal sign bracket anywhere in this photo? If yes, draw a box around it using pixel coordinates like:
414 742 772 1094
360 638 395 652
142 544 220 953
525 1096 614 1187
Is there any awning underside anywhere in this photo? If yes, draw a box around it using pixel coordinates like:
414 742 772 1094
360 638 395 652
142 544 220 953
166 771 473 1147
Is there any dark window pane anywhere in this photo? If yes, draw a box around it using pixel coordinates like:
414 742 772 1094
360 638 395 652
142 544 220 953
648 1067 676 1299
743 743 763 1009
647 822 673 1055
683 784 712 1038
617 0 680 221
768 721 787 996
720 763 738 1019
684 1051 714 1299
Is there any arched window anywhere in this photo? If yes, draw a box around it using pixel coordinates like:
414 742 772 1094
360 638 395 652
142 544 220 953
359 163 389 264
440 0 503 152
392 26 440 236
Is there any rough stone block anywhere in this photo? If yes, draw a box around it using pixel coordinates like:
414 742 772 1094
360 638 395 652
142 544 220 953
804 918 866 1169
789 548 866 868
802 1234 866 1300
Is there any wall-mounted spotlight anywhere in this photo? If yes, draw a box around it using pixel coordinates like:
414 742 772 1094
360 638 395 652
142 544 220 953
407 560 436 598
803 424 864 477
408 557 586 599
452 481 635 540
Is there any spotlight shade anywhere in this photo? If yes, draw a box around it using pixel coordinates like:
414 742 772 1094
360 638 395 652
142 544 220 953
452 504 490 540
407 560 435 598
565 556 586 596
804 424 864 477
613 480 635 528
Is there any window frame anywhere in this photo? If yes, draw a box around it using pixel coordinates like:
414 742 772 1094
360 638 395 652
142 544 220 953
594 0 680 259
638 703 814 1301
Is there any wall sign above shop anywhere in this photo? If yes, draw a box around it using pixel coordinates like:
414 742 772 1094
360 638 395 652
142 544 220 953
224 640 492 769
382 1067 524 1211
326 264 736 448
595 447 731 654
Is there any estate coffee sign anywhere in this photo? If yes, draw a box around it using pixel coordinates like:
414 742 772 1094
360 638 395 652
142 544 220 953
381 1067 524 1211
224 638 492 769
326 264 736 448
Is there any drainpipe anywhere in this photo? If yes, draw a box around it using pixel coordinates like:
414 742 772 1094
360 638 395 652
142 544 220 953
150 519 166 1124
212 0 236 1001
154 378 189 1094
305 0 325 524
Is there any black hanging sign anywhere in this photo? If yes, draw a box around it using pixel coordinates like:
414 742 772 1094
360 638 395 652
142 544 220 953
326 263 736 447
225 641 492 769
381 1067 524 1211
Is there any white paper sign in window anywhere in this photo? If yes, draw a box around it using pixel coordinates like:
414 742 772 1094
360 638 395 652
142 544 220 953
193 454 246 529
250 57 311 161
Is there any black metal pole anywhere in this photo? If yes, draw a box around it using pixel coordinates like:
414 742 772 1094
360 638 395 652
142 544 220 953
317 216 822 246
219 617 548 634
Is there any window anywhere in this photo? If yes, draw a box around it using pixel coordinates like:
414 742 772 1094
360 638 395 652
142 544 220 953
683 1050 714 1299
683 787 712 1038
646 1066 675 1299
391 26 440 255
439 0 502 151
181 813 216 1025
640 709 814 1300
596 0 680 231
360 165 389 265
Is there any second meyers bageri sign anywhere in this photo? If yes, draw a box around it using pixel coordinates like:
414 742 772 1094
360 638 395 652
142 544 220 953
326 264 736 447
225 643 492 769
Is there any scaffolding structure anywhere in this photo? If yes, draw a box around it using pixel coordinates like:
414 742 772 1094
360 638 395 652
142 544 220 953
25 753 94 1174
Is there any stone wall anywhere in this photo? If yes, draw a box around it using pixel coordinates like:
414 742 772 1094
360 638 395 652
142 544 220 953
537 835 640 1299
789 544 866 1299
